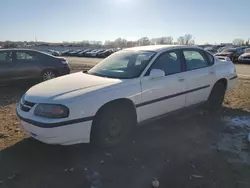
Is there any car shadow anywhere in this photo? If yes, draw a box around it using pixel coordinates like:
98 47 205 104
0 82 37 107
0 107 250 188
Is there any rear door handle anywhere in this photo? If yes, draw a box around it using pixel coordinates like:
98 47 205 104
209 71 215 75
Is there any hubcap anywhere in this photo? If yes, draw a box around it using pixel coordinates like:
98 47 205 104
105 118 123 140
43 71 56 81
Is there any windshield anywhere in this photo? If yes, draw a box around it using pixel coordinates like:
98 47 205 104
88 50 155 79
223 48 237 52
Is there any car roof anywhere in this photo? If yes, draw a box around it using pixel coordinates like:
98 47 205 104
0 48 41 52
123 45 202 53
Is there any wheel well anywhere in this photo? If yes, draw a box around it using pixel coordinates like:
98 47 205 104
92 98 137 126
216 78 227 89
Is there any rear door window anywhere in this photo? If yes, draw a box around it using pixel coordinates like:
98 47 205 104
183 50 209 71
16 52 38 61
0 51 13 63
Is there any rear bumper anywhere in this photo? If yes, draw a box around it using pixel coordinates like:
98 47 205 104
57 66 70 76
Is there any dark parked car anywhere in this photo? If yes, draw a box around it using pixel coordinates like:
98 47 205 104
60 49 73 56
204 46 218 54
0 49 70 85
88 49 105 57
68 49 83 56
97 49 114 58
215 47 244 63
48 49 60 56
77 49 93 57
85 49 99 57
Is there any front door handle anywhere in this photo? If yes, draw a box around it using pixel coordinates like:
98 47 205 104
179 77 185 82
209 71 215 75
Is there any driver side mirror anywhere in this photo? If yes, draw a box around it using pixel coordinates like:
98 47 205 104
149 69 165 79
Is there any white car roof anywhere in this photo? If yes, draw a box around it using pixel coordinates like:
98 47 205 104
123 45 202 53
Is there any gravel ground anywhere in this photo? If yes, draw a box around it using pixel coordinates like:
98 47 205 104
0 59 250 188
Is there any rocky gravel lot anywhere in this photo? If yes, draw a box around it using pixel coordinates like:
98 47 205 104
0 58 250 188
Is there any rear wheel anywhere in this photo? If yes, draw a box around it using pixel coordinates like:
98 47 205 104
91 104 135 148
207 82 226 112
41 69 57 81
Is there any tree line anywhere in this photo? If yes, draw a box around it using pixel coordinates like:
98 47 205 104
1 35 249 49
232 38 249 46
0 34 195 48
104 34 195 48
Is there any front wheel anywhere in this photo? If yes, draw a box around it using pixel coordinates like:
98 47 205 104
207 82 226 112
91 105 134 148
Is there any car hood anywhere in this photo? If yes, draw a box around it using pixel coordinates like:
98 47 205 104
215 52 234 56
240 53 250 58
24 72 121 103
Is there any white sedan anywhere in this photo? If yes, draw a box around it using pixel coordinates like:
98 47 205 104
16 45 237 147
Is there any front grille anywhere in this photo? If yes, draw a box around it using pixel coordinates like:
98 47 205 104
20 99 36 112
21 104 31 112
23 100 35 107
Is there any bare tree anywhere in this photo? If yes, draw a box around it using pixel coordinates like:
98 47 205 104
157 37 165 44
104 40 114 48
177 34 195 45
164 36 173 44
177 36 185 45
152 36 173 45
150 38 158 45
126 41 137 47
232 38 244 45
137 37 151 46
183 34 194 45
113 38 127 48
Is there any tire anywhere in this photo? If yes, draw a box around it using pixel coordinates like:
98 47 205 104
41 69 57 81
91 104 135 148
207 82 226 112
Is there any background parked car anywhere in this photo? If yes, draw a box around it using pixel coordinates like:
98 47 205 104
61 49 73 56
85 49 99 57
215 47 244 63
88 49 105 57
204 46 218 54
68 49 83 56
238 48 250 64
0 49 70 84
48 49 60 56
97 49 114 58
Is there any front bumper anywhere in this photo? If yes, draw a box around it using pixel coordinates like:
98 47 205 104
16 104 92 145
238 59 250 64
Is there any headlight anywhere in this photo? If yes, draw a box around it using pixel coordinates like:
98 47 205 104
34 104 69 118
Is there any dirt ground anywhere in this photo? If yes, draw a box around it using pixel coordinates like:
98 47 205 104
1 62 250 188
